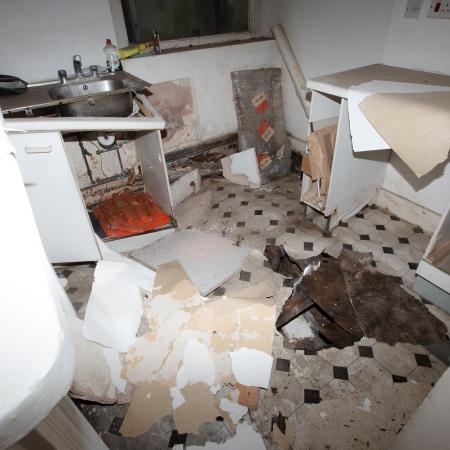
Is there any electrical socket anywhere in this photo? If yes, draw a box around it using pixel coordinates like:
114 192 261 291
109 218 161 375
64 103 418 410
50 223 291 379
404 0 424 18
428 0 450 18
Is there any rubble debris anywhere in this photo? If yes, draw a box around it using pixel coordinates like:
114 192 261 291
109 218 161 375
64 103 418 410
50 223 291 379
338 250 448 345
131 229 251 295
120 382 172 437
69 317 117 404
268 245 447 350
221 148 261 188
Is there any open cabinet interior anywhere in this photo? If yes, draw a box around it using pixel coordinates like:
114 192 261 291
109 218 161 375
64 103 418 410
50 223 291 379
63 128 175 253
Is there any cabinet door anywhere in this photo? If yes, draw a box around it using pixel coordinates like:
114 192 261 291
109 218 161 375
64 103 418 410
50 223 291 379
11 132 100 263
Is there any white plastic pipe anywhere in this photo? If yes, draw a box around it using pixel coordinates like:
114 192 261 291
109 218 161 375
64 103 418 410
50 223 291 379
272 24 310 117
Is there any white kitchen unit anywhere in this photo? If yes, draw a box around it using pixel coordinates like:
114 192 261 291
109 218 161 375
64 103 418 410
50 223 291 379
414 200 450 312
302 64 450 230
6 114 174 264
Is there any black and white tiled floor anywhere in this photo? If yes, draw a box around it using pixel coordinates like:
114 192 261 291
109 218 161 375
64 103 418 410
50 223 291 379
59 173 450 449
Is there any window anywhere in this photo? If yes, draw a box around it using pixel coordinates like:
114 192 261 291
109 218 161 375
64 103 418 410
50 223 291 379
121 0 250 44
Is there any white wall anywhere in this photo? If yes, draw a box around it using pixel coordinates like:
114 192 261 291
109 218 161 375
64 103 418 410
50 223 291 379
275 0 396 140
383 0 450 74
0 0 117 83
380 0 450 216
124 40 279 143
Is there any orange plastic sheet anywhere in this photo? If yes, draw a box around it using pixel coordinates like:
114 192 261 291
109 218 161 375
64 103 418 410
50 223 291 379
92 189 171 238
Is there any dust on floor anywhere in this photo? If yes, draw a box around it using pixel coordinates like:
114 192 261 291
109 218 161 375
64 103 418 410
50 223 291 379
59 174 450 450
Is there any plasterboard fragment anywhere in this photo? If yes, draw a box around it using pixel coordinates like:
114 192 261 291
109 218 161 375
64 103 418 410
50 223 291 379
83 260 144 352
102 347 127 393
120 382 172 437
221 148 261 188
69 317 116 404
230 348 273 389
173 383 222 434
219 398 247 424
187 423 265 449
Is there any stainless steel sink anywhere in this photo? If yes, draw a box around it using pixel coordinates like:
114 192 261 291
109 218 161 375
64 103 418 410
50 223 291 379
48 76 133 117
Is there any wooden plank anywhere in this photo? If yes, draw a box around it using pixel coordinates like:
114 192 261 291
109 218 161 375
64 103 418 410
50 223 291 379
428 240 450 265
235 383 260 410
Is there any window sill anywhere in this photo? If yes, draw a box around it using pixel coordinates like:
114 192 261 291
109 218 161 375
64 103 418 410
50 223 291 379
124 36 274 61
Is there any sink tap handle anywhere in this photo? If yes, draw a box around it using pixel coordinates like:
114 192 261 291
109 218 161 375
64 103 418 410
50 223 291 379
89 65 99 78
58 69 67 84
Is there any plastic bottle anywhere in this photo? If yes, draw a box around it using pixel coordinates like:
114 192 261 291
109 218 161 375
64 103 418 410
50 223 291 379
103 39 123 72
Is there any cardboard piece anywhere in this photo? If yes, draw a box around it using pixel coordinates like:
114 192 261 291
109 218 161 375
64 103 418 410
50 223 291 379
235 383 260 410
173 383 221 434
119 382 172 437
131 229 251 296
307 125 337 196
221 148 262 189
360 91 450 177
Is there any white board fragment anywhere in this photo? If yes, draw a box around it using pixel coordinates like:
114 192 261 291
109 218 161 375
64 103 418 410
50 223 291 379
131 229 251 295
171 169 201 206
348 80 450 153
83 261 144 352
219 398 247 424
221 148 261 188
230 347 273 389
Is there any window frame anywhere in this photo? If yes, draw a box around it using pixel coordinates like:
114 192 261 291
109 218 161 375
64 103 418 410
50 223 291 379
110 0 268 51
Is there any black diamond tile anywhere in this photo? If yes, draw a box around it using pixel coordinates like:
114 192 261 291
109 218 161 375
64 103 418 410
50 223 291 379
228 193 236 198
251 230 260 235
217 186 224 191
392 276 403 284
333 366 349 380
266 237 276 244
255 210 263 215
244 188 252 192
212 203 219 209
358 345 374 358
287 211 295 216
213 287 226 296
415 353 432 368
340 222 348 228
66 287 78 294
276 358 291 372
304 242 314 251
355 213 364 218
343 243 353 251
272 202 280 207
323 231 332 238
398 237 409 244
237 221 245 228
270 220 279 225
223 212 231 218
109 416 124 435
304 389 321 404
283 278 294 287
263 260 271 268
168 430 187 448
413 227 424 234
286 227 295 234
382 246 394 254
390 215 400 221
257 194 265 199
370 204 378 209
241 201 249 206
392 375 408 383
408 262 418 270
360 234 370 241
304 349 317 356
376 224 386 231
240 271 251 282
371 260 377 267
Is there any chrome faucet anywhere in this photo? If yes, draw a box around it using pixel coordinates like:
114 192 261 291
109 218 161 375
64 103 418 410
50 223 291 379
73 55 83 78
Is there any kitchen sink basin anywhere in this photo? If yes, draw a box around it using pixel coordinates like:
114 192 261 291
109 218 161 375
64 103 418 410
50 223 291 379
48 77 133 117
